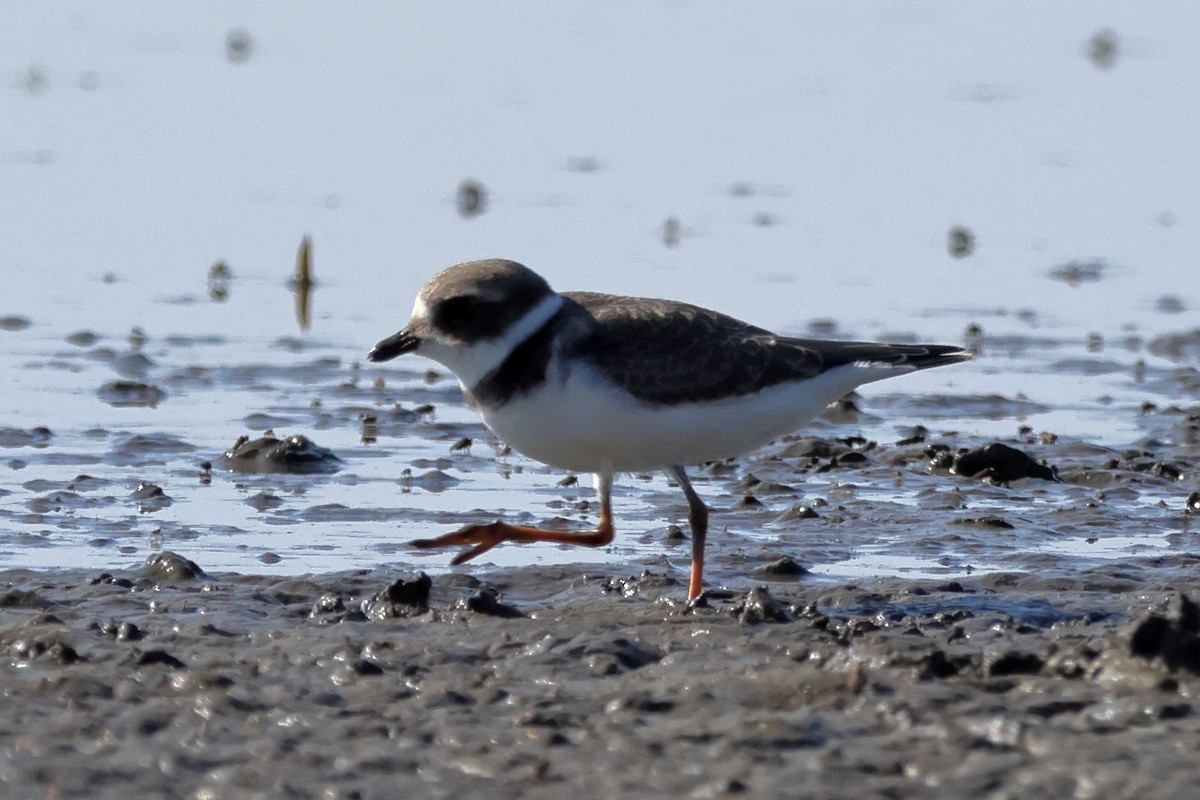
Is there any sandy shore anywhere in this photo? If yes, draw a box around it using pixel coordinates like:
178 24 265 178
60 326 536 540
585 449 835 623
2 553 1198 800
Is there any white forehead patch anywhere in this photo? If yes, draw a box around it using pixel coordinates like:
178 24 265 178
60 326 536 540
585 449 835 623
412 296 430 322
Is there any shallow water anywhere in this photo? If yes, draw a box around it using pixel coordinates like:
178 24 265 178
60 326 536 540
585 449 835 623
2 3 1198 588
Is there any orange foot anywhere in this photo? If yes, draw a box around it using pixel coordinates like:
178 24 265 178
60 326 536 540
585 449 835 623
412 518 615 566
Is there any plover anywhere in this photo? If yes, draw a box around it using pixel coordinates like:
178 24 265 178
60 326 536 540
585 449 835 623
369 259 970 601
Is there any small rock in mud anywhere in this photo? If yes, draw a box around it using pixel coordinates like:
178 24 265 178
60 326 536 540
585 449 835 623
65 329 99 347
89 573 134 589
93 620 143 641
771 436 838 459
221 433 342 474
602 571 678 598
755 556 810 579
582 636 661 675
0 315 32 332
361 572 432 620
308 593 369 623
1151 462 1185 481
1129 593 1200 674
144 551 205 583
775 504 819 522
730 586 792 624
821 451 869 470
662 524 686 543
310 593 347 617
458 587 523 618
950 442 1059 483
97 380 167 408
10 636 81 666
733 475 794 494
130 482 173 512
245 491 284 511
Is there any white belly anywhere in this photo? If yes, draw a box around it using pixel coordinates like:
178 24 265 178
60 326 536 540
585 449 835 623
475 360 906 473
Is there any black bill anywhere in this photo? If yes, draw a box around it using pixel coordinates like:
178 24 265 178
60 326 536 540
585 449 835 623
368 328 421 362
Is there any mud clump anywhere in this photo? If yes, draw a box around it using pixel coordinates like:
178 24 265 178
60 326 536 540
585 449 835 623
360 572 433 620
458 587 523 618
1130 593 1200 674
948 442 1059 483
730 586 792 623
755 555 810 578
130 482 172 512
221 432 342 474
144 551 205 582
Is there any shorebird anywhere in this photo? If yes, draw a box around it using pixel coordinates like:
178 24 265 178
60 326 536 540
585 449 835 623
369 259 969 601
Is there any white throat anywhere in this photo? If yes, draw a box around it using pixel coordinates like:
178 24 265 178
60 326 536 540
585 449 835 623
418 292 564 389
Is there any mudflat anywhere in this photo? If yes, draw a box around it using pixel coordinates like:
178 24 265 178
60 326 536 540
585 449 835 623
2 553 1198 800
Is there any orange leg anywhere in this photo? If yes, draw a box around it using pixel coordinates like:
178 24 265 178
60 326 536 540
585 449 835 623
667 465 709 602
411 472 615 564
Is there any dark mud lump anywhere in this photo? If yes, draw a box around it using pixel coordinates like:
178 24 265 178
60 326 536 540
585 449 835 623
221 433 342 474
951 442 1059 483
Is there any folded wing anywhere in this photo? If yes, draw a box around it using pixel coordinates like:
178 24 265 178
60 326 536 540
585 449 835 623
565 292 968 406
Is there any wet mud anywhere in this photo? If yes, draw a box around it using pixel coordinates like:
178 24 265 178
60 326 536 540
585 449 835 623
2 557 1200 799
3 319 1200 798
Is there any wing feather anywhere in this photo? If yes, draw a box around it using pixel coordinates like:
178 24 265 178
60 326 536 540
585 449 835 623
563 292 967 406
